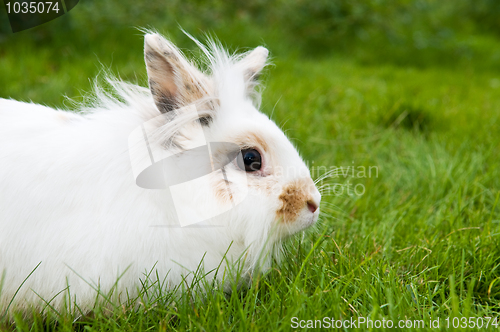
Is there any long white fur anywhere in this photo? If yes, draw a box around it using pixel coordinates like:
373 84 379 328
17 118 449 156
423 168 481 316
0 32 320 315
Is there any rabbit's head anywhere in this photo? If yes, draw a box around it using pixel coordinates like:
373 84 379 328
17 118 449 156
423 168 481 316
141 33 321 251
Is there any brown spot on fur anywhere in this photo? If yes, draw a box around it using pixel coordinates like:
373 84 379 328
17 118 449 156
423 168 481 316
55 111 81 124
56 113 69 122
146 44 213 114
276 178 315 222
155 91 176 113
213 175 233 204
145 35 217 121
146 51 178 113
232 132 269 153
248 176 277 196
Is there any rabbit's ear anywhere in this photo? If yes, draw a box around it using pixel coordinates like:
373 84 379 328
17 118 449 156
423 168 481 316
238 46 269 87
144 33 210 114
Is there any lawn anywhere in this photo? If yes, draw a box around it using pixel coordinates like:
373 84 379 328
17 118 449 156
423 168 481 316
1 1 500 330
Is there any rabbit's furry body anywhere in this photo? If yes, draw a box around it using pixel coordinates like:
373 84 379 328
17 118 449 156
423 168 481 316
0 33 320 314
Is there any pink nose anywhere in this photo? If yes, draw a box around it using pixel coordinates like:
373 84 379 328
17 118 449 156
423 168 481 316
307 200 318 213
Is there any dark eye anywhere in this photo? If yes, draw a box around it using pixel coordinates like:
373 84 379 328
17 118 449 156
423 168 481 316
237 149 262 172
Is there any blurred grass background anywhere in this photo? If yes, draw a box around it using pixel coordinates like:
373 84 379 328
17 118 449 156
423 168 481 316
1 0 500 330
2 0 500 106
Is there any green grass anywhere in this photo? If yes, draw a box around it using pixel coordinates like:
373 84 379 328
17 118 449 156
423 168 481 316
2 4 500 331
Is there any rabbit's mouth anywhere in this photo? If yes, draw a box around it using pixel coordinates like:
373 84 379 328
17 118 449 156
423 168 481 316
307 209 320 226
299 207 320 230
275 208 319 239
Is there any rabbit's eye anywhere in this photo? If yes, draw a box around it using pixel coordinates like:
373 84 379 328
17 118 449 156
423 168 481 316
237 149 262 172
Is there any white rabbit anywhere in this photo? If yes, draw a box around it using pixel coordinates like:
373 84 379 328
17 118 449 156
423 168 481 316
0 32 321 314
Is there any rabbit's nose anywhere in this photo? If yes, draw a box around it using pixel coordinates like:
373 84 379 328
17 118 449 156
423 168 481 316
308 185 321 214
307 200 318 213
